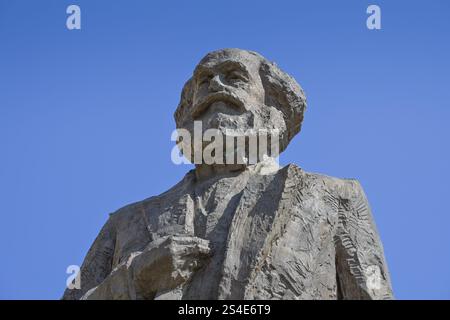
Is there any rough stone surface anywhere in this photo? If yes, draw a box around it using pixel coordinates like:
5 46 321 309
63 49 393 300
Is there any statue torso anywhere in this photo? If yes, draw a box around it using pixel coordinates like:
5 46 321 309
109 164 348 299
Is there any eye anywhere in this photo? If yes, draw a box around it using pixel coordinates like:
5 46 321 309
226 70 247 83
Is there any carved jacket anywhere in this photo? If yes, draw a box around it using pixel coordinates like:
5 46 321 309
62 164 393 300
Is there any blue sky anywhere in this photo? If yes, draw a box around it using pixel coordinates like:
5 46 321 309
0 0 449 299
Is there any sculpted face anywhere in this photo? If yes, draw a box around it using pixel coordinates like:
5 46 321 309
190 50 265 133
174 48 307 166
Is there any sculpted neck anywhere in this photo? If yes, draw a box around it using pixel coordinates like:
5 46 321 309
194 157 281 182
194 164 247 181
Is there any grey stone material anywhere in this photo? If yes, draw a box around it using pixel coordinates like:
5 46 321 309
62 49 393 300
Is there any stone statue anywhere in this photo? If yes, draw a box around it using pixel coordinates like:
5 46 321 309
63 49 393 300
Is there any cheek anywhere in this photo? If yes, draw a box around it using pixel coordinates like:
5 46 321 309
245 84 264 103
241 79 265 103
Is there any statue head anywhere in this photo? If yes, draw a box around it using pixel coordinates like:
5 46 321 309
174 48 306 166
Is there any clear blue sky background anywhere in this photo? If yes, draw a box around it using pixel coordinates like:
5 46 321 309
0 0 449 299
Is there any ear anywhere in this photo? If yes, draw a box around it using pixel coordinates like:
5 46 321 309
259 60 307 150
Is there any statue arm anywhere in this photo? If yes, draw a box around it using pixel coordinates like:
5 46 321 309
334 179 394 299
62 216 116 300
79 235 211 300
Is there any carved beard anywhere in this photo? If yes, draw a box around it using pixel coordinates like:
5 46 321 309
177 99 287 165
180 104 284 165
201 102 255 133
200 102 286 138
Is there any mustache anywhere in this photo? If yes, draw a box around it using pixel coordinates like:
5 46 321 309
191 92 245 119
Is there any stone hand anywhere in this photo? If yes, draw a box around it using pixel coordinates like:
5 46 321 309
132 235 212 299
81 235 211 300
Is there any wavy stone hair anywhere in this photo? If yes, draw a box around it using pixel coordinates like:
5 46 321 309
174 49 307 153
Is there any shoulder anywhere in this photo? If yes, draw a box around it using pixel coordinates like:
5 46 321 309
283 163 366 200
108 170 196 223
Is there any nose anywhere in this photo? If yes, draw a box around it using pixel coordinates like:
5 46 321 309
209 75 224 92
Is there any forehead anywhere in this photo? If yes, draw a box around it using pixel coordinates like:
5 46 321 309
194 51 261 75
